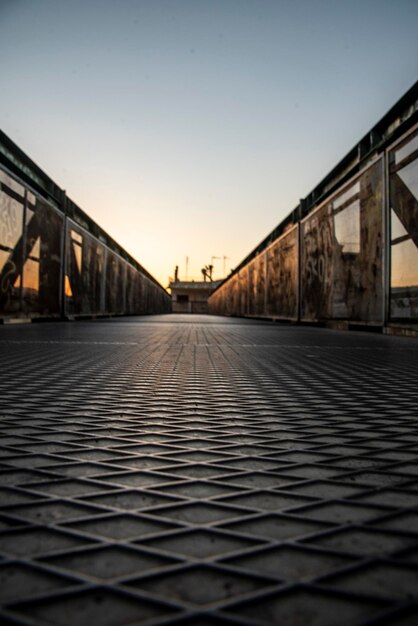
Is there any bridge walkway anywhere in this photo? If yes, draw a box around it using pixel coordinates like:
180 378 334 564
0 315 417 625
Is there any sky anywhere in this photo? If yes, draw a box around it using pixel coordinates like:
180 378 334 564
0 0 417 288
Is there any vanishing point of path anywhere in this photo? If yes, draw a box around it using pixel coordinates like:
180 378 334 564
0 315 417 625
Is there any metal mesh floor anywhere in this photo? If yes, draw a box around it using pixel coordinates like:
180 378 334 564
0 314 417 625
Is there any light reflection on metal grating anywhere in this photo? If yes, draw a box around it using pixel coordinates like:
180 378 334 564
0 314 417 625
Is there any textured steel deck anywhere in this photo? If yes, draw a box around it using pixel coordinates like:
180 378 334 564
0 314 417 625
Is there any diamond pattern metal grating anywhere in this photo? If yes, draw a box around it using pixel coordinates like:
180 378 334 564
0 314 417 625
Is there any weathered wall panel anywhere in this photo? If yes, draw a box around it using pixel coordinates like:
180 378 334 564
0 171 64 318
208 84 418 329
126 265 143 314
389 128 418 321
22 194 63 316
247 252 266 316
0 170 26 314
209 158 385 324
238 268 248 316
301 159 383 322
265 226 299 319
0 165 170 319
65 223 104 316
105 250 126 315
301 205 333 320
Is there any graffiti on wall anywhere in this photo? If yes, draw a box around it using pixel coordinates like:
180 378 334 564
266 226 298 319
209 156 386 323
300 159 383 322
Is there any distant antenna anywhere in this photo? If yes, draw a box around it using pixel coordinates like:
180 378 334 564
185 256 189 280
223 256 229 276
211 256 220 278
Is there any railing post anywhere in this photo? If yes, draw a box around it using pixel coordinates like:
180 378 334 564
383 149 391 328
59 189 67 319
297 199 305 323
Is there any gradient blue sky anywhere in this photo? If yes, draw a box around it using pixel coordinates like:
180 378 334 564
1 0 417 286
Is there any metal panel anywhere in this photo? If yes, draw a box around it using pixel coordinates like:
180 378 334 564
301 158 384 322
238 267 248 316
22 194 63 316
0 170 63 318
248 252 266 316
0 170 25 315
388 125 418 321
65 222 105 316
265 225 299 320
125 264 142 314
104 250 126 315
